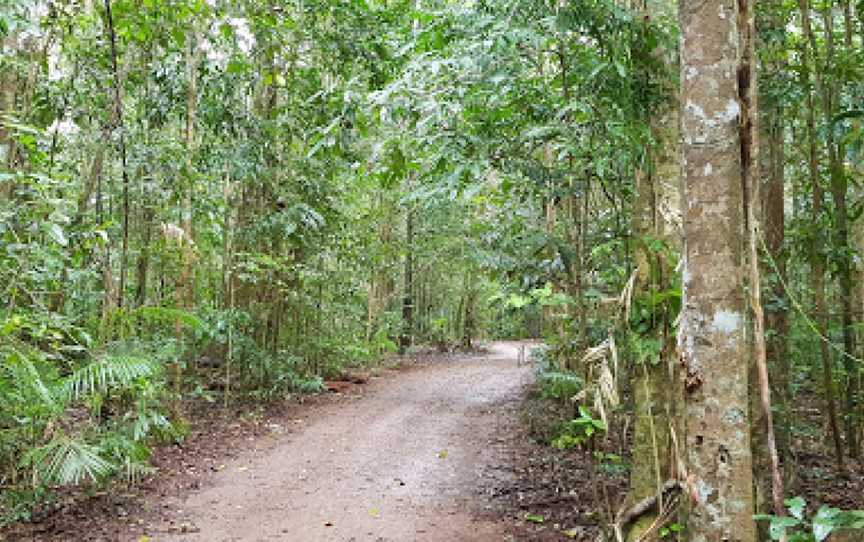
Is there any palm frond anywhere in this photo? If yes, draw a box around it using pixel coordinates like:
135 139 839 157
59 355 159 401
24 436 113 486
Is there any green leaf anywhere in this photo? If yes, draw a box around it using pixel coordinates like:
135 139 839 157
47 223 68 247
813 506 841 541
133 306 204 330
506 294 530 308
768 516 800 540
786 496 806 520
525 514 545 523
226 58 250 74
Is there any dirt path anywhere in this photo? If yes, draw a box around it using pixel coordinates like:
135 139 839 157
151 342 532 542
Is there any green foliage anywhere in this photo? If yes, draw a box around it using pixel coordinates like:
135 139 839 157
551 406 607 450
755 497 864 542
506 283 573 310
538 371 584 402
0 310 175 523
8 0 838 534
593 451 628 475
22 437 114 487
659 523 684 539
60 354 160 402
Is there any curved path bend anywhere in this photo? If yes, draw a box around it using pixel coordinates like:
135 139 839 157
160 342 532 542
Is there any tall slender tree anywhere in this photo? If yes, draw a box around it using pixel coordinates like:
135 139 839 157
679 0 756 537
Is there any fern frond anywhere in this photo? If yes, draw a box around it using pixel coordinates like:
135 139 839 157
59 355 159 401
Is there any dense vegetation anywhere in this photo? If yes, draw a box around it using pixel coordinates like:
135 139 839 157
2 0 864 539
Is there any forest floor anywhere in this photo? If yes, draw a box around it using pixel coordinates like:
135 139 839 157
5 343 864 542
7 341 628 542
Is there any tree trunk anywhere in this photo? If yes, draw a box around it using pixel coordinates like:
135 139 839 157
679 0 756 536
741 0 786 523
1 32 20 177
752 2 792 531
626 165 675 541
1 32 17 198
170 24 201 414
400 209 414 354
759 97 790 465
823 2 860 458
798 0 845 469
134 205 154 308
461 272 477 350
624 6 680 536
103 0 131 310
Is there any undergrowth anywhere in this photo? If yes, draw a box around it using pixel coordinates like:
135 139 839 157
0 305 385 526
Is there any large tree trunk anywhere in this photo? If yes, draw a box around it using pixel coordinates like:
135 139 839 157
624 5 679 537
626 163 675 541
678 0 756 537
855 192 864 421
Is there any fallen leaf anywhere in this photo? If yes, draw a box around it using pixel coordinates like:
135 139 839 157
437 450 448 459
368 508 380 518
525 513 545 524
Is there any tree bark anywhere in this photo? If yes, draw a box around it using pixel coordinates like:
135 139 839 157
679 0 756 537
1 32 20 177
624 7 679 537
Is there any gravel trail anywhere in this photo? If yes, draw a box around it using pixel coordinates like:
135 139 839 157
160 342 532 542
